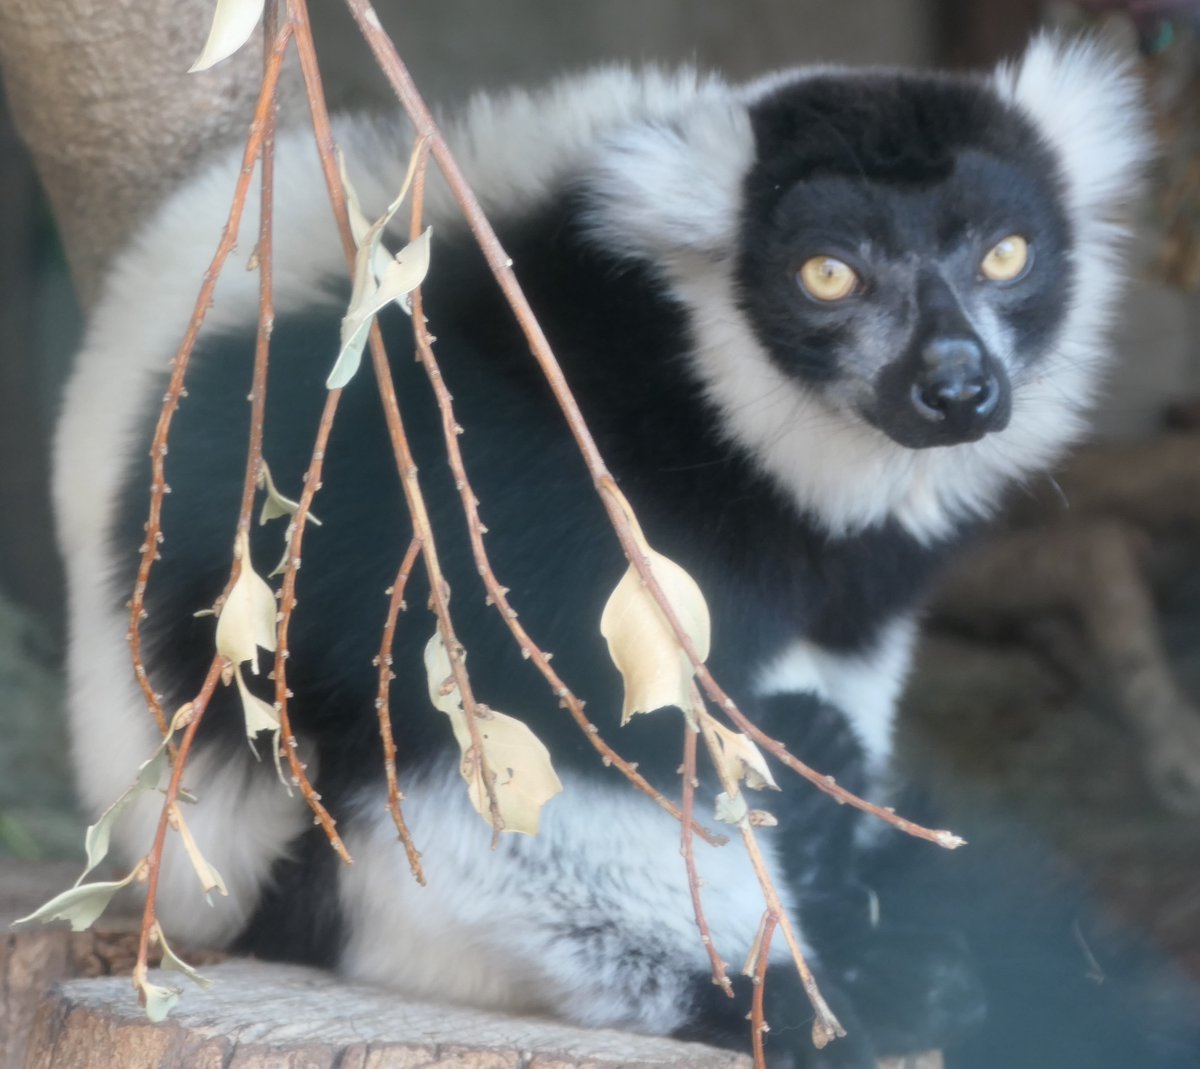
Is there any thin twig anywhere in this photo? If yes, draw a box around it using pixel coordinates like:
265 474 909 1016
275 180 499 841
133 5 296 1002
263 0 370 865
749 913 778 1069
133 660 223 1007
697 686 844 1050
402 131 724 846
374 536 426 882
339 0 960 852
287 0 504 838
257 2 352 866
680 725 733 992
126 17 294 737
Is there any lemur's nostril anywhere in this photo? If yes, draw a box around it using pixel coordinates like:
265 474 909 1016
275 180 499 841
911 337 999 432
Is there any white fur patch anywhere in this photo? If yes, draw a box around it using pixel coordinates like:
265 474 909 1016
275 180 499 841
339 764 797 1034
756 617 918 771
572 38 1149 544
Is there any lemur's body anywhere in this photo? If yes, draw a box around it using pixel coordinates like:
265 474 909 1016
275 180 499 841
55 39 1145 1066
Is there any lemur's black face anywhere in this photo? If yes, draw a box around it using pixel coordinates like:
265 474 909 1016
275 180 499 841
737 74 1073 450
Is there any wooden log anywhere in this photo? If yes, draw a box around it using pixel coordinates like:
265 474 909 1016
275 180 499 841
3 855 943 1069
22 960 751 1069
0 861 151 1069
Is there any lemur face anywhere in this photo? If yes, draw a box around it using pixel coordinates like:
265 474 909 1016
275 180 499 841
737 73 1073 451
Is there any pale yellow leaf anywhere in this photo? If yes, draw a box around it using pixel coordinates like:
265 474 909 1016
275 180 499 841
328 228 432 389
258 460 321 526
422 630 463 716
169 803 228 903
337 149 396 284
423 633 562 834
188 0 265 73
154 922 212 989
699 711 778 792
234 665 280 740
600 545 711 725
215 531 276 674
459 708 563 835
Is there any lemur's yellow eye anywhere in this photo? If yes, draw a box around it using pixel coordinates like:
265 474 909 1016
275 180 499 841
980 235 1030 282
797 256 859 302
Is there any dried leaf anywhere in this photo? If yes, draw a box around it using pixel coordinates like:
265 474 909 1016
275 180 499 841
328 228 432 389
463 710 563 835
154 922 212 989
169 804 228 903
234 665 280 740
423 633 562 834
699 711 778 792
233 666 288 787
326 154 428 390
423 630 464 716
188 0 265 73
13 868 139 932
78 748 167 884
714 790 749 826
600 542 711 726
337 150 399 284
258 460 321 526
215 530 276 674
139 977 182 1023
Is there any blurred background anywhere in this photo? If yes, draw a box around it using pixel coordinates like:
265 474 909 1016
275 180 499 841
0 0 1198 1064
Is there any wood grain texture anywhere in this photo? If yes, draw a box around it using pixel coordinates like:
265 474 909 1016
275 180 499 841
23 961 753 1069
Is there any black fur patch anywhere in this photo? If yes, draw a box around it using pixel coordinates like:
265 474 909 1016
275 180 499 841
737 72 1073 408
114 195 953 823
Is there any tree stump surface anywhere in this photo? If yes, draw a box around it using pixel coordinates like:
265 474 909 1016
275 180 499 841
23 960 752 1069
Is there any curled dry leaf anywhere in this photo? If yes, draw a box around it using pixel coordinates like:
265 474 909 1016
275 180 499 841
13 866 140 932
76 702 194 884
188 0 265 73
258 460 321 526
154 922 212 989
714 790 749 826
326 150 433 389
215 530 277 674
233 666 288 789
423 633 563 834
600 537 711 726
169 803 228 904
78 748 167 885
699 710 778 792
329 228 432 389
134 962 182 1023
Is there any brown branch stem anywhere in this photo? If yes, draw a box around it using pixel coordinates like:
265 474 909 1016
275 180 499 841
340 0 959 851
680 725 733 994
749 913 777 1069
401 132 723 846
127 16 294 737
133 659 223 1006
287 0 503 838
696 692 844 1050
375 536 426 883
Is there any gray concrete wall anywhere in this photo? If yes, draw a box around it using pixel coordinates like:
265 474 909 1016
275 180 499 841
312 0 935 108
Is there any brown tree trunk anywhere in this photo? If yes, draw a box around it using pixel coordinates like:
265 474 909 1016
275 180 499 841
0 0 302 307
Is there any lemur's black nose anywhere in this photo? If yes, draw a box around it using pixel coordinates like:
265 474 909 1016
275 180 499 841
911 336 1001 436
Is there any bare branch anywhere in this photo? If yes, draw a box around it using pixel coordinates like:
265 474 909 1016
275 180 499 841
375 537 427 883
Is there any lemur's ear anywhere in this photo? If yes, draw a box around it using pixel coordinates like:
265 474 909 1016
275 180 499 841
995 35 1152 224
